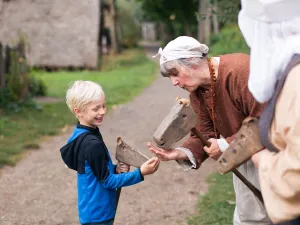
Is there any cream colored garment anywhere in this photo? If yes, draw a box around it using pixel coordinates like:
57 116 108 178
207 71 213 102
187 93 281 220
258 64 300 224
233 161 270 225
177 151 270 225
238 0 300 103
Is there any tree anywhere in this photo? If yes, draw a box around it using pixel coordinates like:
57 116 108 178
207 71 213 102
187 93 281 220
135 0 199 39
197 0 211 44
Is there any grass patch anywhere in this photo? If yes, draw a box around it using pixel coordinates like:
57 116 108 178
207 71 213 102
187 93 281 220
0 49 157 168
188 173 235 225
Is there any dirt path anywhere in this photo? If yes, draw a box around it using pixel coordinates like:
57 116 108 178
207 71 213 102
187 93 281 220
0 50 216 225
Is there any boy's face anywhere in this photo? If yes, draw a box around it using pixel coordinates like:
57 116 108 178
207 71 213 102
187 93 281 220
75 95 106 128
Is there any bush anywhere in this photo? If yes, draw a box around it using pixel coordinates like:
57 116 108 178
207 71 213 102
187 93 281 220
28 76 47 97
209 25 249 56
117 0 141 48
0 88 15 108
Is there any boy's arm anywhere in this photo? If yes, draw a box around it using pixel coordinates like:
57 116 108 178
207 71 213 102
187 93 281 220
85 140 144 190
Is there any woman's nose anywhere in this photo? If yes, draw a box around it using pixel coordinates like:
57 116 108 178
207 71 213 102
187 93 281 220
171 77 179 86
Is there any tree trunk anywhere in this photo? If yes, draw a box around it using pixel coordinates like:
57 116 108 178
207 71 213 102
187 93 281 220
0 43 5 88
183 18 192 36
98 0 104 70
197 0 211 44
212 2 219 34
107 0 121 54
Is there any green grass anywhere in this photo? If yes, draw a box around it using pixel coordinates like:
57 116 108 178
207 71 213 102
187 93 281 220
0 49 157 167
188 173 235 225
187 25 248 225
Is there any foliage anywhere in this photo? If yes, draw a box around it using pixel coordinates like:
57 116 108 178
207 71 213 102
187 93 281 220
0 49 157 168
208 0 241 25
117 0 141 48
135 0 241 39
28 75 47 97
188 173 235 225
135 0 199 37
6 40 30 102
0 88 15 108
209 25 249 56
1 37 47 109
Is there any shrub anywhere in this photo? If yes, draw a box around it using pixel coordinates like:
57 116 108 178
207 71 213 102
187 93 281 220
209 25 249 56
0 88 15 108
28 76 47 97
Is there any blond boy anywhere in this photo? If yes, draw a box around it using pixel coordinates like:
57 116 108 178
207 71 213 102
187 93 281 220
60 81 159 225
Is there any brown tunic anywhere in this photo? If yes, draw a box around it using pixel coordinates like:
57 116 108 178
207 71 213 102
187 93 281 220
182 53 264 168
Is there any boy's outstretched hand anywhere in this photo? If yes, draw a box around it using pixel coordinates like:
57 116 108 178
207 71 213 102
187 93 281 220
140 157 160 176
116 162 130 174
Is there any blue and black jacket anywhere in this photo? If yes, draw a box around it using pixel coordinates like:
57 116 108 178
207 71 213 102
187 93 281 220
60 123 144 224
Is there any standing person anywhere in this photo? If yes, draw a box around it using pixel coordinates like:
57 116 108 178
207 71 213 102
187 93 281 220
60 80 160 225
238 0 300 224
148 36 270 225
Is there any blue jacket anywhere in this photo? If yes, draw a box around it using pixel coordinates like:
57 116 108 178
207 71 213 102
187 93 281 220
60 123 144 224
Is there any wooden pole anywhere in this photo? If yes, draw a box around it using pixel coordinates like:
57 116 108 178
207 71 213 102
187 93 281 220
191 127 264 203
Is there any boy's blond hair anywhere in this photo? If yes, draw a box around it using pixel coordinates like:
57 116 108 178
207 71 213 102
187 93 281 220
66 80 105 114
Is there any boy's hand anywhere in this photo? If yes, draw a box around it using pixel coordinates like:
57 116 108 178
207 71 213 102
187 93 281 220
116 162 130 174
140 157 160 176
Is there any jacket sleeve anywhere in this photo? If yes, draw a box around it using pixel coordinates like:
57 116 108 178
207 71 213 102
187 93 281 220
181 92 214 168
85 140 144 190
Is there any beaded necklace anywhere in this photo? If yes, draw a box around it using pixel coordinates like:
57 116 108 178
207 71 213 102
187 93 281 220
207 57 218 138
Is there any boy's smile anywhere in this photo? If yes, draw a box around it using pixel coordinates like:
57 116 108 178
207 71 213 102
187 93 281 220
75 95 106 128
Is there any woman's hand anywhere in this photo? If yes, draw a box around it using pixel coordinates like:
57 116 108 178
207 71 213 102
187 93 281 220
203 138 222 160
147 142 187 161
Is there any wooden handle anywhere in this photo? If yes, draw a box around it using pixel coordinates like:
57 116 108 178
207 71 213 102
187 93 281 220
190 127 264 203
232 169 264 203
191 127 211 147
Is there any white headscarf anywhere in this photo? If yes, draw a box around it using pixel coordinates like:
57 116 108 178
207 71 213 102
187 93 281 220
152 36 209 65
238 0 300 103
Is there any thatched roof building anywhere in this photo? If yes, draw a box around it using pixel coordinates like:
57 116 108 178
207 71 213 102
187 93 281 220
0 0 100 69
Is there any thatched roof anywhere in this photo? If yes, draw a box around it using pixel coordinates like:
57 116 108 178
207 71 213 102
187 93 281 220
0 0 99 68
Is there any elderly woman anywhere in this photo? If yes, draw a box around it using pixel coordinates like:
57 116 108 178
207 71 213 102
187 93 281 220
238 0 300 224
149 37 270 224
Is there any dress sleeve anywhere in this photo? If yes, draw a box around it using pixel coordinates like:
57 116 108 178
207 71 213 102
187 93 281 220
181 92 215 168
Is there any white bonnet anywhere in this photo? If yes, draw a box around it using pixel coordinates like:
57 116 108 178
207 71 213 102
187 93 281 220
153 36 209 65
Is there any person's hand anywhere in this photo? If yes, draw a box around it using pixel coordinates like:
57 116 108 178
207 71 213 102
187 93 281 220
140 157 160 176
252 149 269 168
116 162 130 174
147 142 187 161
203 138 222 160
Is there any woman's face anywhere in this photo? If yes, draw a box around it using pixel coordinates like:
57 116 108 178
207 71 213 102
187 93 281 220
169 62 210 92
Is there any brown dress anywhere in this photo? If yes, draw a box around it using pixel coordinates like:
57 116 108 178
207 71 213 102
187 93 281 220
182 53 264 168
181 53 270 225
